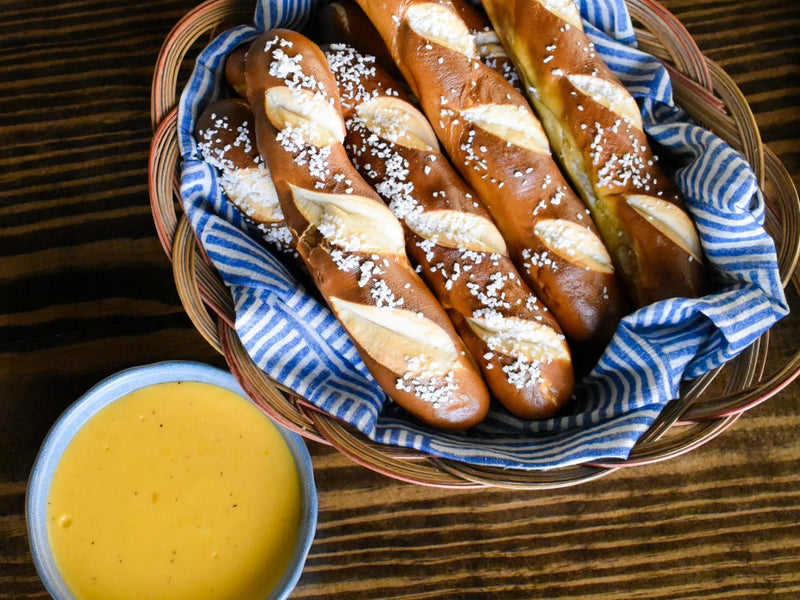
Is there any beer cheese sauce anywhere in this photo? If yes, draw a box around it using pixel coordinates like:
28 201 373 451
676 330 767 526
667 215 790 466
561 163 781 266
46 381 302 600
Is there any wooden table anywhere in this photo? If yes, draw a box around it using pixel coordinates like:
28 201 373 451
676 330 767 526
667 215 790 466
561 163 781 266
2 0 798 598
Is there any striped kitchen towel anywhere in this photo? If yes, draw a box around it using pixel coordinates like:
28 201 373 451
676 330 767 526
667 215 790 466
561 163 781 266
175 0 788 470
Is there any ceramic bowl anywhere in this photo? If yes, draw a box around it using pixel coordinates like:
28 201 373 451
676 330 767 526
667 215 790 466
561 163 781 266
27 360 318 600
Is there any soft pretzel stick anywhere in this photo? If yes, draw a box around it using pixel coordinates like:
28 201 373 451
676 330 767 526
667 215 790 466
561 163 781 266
325 43 574 418
195 98 293 250
243 29 490 429
353 0 628 346
482 0 705 306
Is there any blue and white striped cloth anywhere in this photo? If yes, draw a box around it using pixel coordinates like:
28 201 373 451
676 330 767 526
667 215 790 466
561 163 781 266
175 0 788 469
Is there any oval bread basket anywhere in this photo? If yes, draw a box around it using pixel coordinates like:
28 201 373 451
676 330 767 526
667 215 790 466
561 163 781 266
149 0 800 488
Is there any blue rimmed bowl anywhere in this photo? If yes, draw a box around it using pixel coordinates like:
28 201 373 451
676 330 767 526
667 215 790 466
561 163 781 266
26 360 318 600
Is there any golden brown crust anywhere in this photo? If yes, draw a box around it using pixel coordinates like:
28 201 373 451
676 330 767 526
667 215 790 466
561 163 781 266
224 44 249 97
482 0 706 306
325 43 574 419
243 29 490 429
353 0 629 347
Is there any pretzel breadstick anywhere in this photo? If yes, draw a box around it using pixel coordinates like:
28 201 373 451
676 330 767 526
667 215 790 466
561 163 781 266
352 0 628 347
195 98 293 250
325 43 573 418
243 29 490 429
482 0 705 306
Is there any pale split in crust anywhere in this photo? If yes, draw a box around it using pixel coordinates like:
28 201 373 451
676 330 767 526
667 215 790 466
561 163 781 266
287 184 406 255
459 104 550 155
625 195 702 261
535 0 582 30
329 297 460 376
405 2 477 59
356 96 440 151
265 86 346 146
403 209 508 255
533 218 615 274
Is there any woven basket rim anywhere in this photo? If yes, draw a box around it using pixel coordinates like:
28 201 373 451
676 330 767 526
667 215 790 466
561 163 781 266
148 0 800 488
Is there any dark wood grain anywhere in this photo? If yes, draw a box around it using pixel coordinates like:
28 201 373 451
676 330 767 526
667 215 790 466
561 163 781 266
1 0 798 598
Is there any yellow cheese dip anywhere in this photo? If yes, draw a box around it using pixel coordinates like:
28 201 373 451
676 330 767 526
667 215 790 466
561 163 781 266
46 381 302 600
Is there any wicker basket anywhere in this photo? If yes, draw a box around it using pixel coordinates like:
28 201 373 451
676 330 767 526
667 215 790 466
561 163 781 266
149 0 800 488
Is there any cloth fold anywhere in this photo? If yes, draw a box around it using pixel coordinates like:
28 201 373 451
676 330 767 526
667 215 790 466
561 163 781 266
174 0 788 470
